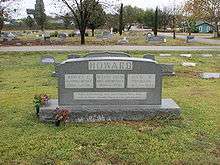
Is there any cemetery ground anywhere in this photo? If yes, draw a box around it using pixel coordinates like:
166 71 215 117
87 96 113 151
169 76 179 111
0 51 220 164
1 30 218 46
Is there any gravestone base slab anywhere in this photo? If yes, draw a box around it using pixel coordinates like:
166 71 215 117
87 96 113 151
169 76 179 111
39 99 181 123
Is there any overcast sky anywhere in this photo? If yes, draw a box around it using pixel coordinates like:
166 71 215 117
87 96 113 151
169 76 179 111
17 0 185 18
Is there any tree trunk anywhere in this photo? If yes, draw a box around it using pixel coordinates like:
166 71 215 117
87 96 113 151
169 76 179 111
0 19 4 37
215 22 220 38
173 30 176 39
41 25 44 32
92 29 95 37
189 29 191 36
173 17 176 39
80 30 85 45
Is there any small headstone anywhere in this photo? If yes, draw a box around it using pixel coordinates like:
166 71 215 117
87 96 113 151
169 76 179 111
96 31 112 40
75 31 81 36
41 56 55 64
160 54 171 57
182 62 196 67
67 54 80 59
147 35 166 44
143 54 155 61
42 33 51 41
39 52 181 123
180 54 192 58
117 37 129 45
186 35 195 43
58 32 68 38
1 32 16 41
201 54 213 58
200 73 220 79
26 43 32 46
15 43 22 46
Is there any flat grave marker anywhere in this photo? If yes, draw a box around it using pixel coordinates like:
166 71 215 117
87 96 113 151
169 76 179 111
160 54 171 57
41 56 55 64
201 54 213 58
200 73 220 79
180 54 192 58
160 63 175 76
182 62 196 67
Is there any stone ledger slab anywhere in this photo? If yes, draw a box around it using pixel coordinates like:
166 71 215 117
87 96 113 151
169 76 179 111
39 99 181 123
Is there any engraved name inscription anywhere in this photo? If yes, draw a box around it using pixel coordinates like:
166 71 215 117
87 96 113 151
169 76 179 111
96 74 125 88
89 61 133 70
73 92 147 100
65 74 93 88
127 74 156 88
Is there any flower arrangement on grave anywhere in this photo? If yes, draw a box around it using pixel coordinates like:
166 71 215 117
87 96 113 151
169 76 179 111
33 94 49 116
54 107 70 127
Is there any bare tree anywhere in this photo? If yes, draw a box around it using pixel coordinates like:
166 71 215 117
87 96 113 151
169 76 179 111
183 0 220 37
0 0 17 35
200 0 220 37
59 0 100 45
160 7 172 32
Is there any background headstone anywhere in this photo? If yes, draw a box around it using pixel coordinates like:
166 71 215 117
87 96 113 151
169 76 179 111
200 73 220 79
182 62 196 67
180 54 192 58
41 56 55 64
67 54 80 59
160 54 171 57
201 54 213 58
186 35 195 43
161 63 175 76
147 35 166 44
117 37 129 45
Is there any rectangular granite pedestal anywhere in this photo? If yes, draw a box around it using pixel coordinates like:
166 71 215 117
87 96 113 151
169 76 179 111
39 99 181 123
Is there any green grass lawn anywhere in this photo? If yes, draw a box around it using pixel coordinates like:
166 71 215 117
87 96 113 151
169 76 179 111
0 51 220 164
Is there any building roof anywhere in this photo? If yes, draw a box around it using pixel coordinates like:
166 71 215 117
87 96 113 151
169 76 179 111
195 21 214 27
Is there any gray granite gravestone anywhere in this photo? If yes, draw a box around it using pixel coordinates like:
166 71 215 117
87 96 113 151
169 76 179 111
39 52 181 122
147 35 166 44
41 56 55 64
143 54 155 61
160 63 175 76
142 55 174 76
97 31 112 40
117 37 129 45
